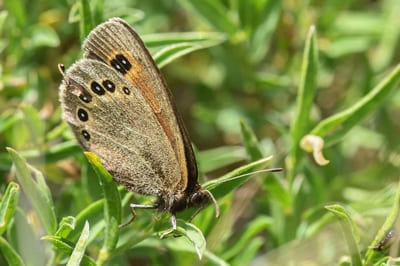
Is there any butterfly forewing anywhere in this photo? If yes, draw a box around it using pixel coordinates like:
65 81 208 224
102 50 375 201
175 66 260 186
60 59 187 194
81 18 198 193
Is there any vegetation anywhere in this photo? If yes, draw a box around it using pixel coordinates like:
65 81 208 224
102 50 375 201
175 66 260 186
1 0 400 265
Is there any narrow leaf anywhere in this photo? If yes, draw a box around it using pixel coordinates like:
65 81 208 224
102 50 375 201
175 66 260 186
158 219 206 259
85 152 120 263
365 181 400 263
143 31 226 47
0 236 25 266
222 216 273 260
239 120 263 160
310 64 400 145
197 146 247 173
67 221 90 266
249 0 281 62
178 0 237 35
289 25 318 174
239 121 290 207
325 204 362 266
0 182 20 235
79 0 93 41
42 235 96 266
204 156 278 199
154 39 223 69
21 105 45 146
55 216 76 239
6 148 57 234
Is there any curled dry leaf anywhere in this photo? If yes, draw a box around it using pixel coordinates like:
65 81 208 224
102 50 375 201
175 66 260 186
300 135 330 166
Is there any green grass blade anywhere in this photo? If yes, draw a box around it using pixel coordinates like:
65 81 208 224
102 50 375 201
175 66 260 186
230 237 263 266
365 181 400 263
143 31 226 47
203 156 276 198
67 221 90 266
154 40 222 69
197 146 246 173
148 31 226 69
0 236 25 266
249 0 281 63
239 120 263 160
222 215 273 260
240 120 290 207
79 0 93 41
55 216 76 239
325 204 362 266
157 219 206 259
85 152 121 264
69 199 103 241
178 0 237 35
0 112 22 135
289 25 318 174
370 0 400 71
0 141 81 172
0 182 20 235
42 235 96 266
6 148 57 234
3 0 26 28
310 64 400 145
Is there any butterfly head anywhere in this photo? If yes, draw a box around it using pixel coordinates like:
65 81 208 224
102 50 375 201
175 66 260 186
188 185 220 218
160 184 219 218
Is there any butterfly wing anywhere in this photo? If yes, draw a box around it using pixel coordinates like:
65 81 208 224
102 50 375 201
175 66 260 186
60 59 188 195
60 18 198 195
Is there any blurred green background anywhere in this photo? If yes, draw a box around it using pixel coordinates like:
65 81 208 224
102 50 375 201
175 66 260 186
1 0 400 265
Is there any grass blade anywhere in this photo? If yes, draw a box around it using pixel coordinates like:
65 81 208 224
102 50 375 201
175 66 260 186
6 147 57 234
143 31 226 47
42 235 96 266
310 64 400 145
154 40 223 69
79 0 93 41
365 181 400 263
178 0 237 35
85 152 121 264
325 204 362 266
289 25 318 176
67 221 90 266
0 236 25 266
249 0 281 63
0 182 20 235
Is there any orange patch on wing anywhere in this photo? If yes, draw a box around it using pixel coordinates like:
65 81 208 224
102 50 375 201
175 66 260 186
124 53 161 113
113 52 187 185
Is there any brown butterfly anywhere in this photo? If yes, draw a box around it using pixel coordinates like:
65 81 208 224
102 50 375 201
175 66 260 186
59 18 219 231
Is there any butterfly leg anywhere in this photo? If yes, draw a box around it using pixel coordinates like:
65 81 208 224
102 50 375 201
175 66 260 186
160 213 178 239
170 213 177 231
188 206 205 222
119 203 157 228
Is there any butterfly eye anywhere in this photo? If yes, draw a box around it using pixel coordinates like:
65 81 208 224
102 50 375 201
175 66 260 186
190 191 210 207
91 81 106 95
102 80 115 92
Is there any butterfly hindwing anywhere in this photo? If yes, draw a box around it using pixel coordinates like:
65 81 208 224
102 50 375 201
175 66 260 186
60 59 186 195
82 18 198 193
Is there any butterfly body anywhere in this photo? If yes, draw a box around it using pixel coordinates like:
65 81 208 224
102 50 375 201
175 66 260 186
59 18 217 226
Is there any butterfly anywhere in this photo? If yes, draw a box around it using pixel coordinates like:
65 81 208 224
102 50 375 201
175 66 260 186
59 18 219 231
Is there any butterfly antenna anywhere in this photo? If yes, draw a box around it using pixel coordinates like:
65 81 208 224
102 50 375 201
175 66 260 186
206 189 220 218
220 168 283 183
58 64 65 76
